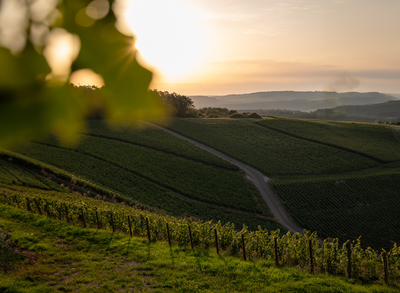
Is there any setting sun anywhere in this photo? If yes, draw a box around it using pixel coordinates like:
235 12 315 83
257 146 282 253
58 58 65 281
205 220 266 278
115 0 206 83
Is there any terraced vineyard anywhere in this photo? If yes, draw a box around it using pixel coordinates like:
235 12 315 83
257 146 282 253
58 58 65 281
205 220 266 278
256 117 400 162
4 121 280 232
152 118 379 176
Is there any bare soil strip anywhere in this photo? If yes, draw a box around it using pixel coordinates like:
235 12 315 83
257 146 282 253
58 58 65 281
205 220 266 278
145 121 304 233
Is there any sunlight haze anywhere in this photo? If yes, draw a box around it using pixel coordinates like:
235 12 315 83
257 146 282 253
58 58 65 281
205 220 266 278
126 0 400 95
73 0 400 96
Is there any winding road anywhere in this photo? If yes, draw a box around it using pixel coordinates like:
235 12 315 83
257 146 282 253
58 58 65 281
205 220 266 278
145 122 304 234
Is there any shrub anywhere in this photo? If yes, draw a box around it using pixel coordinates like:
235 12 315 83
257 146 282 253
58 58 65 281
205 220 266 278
229 113 245 118
247 113 262 119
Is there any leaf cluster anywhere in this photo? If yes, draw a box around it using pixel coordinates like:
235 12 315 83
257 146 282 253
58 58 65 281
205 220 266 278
0 0 166 149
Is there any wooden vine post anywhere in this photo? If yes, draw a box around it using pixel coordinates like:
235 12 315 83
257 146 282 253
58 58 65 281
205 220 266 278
256 236 259 258
65 205 69 223
214 229 219 254
146 218 150 242
346 241 352 279
34 198 42 214
26 198 32 212
128 216 133 237
15 197 21 208
382 251 389 285
166 223 171 246
81 208 86 228
45 202 51 218
188 225 194 251
110 212 115 233
242 233 247 261
309 239 314 274
96 211 100 230
274 237 279 267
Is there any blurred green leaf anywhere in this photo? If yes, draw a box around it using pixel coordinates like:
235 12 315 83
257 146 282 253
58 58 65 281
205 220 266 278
0 0 167 149
0 43 50 89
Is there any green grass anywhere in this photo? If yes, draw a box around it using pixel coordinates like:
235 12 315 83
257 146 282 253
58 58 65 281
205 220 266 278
1 204 399 292
269 170 400 250
151 118 379 176
256 117 400 162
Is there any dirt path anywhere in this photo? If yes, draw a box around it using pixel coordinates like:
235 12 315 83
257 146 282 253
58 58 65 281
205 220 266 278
145 122 304 234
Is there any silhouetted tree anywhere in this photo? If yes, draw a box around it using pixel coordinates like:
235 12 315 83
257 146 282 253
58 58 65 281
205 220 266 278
152 90 195 117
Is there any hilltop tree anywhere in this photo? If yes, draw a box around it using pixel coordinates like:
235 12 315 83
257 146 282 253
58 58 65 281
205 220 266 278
153 90 195 117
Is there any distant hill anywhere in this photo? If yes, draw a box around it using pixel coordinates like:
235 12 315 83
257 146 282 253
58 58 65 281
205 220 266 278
190 91 398 112
334 100 400 121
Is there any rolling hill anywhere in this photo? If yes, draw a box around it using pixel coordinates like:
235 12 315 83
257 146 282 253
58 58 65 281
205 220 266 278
190 91 398 112
334 99 400 120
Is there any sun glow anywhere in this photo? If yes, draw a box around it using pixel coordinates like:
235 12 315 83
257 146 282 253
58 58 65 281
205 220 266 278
115 0 206 83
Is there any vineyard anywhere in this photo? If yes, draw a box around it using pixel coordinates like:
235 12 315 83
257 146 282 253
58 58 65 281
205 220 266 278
3 116 400 281
1 185 400 286
256 117 400 162
3 130 280 231
269 170 400 250
85 120 239 171
23 135 259 213
151 118 379 176
150 118 400 251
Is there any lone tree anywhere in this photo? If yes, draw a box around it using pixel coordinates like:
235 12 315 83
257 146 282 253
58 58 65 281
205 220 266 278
153 90 195 117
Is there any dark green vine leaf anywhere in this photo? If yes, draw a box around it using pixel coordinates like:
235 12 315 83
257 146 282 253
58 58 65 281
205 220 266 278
0 0 166 149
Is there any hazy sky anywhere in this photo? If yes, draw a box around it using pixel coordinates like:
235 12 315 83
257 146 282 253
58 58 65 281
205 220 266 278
124 0 400 95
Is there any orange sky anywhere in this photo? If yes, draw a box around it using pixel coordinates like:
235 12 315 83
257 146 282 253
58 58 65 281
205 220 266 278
118 0 400 95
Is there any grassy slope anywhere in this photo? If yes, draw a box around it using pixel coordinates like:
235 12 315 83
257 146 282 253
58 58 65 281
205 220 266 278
152 118 379 176
1 204 398 293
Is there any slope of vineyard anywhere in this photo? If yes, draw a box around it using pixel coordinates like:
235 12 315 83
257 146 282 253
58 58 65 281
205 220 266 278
269 168 400 250
3 121 280 231
152 118 379 176
20 136 259 213
256 117 400 162
4 117 400 251
150 118 400 250
85 120 239 171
